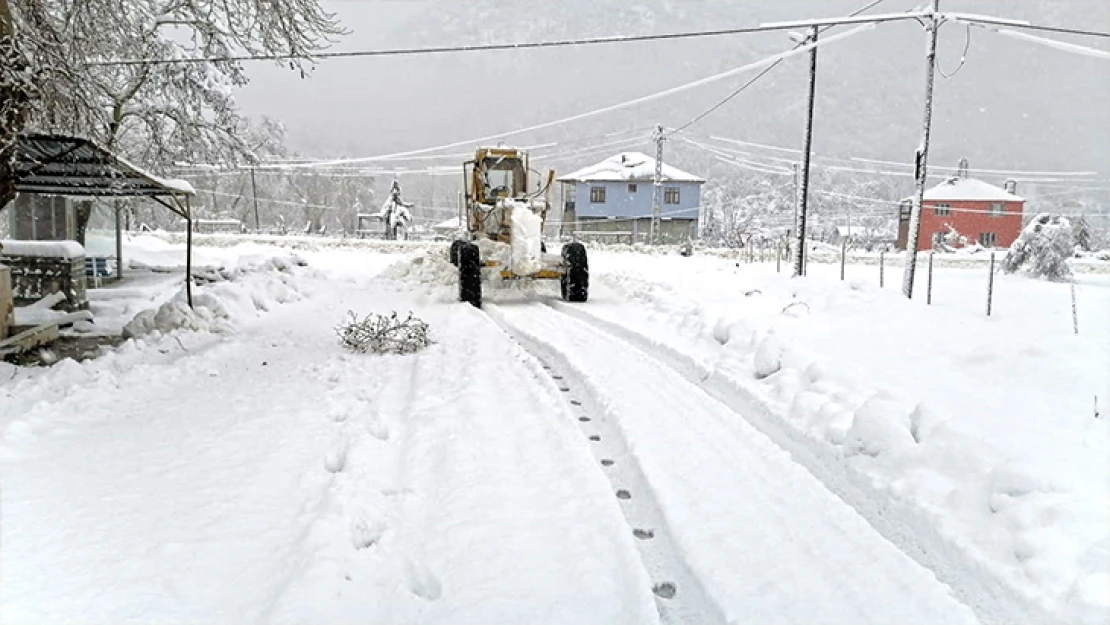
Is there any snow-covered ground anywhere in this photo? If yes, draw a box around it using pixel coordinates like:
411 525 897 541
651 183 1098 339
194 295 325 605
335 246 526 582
2 235 1107 624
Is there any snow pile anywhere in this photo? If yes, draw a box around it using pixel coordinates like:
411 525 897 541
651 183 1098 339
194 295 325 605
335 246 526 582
13 292 94 327
509 205 543 275
379 248 459 293
587 252 1110 623
122 253 306 339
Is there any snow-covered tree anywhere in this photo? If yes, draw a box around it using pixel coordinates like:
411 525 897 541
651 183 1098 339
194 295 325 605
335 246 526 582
378 180 414 240
1 0 345 238
1003 213 1074 281
1072 214 1092 252
0 2 36 210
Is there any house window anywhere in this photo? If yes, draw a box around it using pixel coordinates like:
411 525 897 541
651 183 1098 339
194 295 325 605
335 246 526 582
979 232 997 247
628 183 638 193
990 202 1004 217
590 186 606 203
933 203 951 216
933 231 948 245
664 187 680 204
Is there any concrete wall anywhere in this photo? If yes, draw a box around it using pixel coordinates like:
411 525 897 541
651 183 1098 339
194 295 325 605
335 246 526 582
574 217 696 244
0 254 88 312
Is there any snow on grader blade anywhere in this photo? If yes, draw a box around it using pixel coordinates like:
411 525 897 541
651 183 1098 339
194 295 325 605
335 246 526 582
450 146 588 308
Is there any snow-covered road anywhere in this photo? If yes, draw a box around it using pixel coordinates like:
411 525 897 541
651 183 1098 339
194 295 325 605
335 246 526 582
2 245 1015 623
0 253 657 624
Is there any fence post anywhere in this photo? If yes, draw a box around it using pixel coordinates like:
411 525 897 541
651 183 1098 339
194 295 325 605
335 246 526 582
879 250 885 288
840 239 847 280
986 252 996 316
776 242 782 273
927 251 934 305
1070 280 1079 334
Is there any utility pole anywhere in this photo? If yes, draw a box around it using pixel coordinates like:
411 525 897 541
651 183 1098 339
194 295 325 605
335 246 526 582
792 26 819 278
902 0 941 298
651 124 665 245
250 166 261 232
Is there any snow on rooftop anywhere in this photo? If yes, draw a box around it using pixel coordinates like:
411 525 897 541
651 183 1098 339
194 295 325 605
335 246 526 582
0 239 86 259
919 176 1024 202
113 153 196 195
557 152 705 184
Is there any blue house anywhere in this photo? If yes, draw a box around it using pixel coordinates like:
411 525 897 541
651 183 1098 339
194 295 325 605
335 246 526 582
557 152 704 243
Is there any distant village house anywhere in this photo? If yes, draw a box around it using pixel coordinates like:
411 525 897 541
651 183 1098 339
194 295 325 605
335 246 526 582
897 159 1025 251
557 153 704 244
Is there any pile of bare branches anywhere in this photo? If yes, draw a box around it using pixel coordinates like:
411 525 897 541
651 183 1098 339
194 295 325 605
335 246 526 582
335 311 430 355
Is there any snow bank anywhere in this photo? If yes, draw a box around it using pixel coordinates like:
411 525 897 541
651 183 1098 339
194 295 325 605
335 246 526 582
586 251 1110 623
0 239 85 259
123 254 306 339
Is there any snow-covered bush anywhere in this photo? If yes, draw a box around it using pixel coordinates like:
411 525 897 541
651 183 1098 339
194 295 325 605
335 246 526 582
1003 213 1074 282
336 311 430 355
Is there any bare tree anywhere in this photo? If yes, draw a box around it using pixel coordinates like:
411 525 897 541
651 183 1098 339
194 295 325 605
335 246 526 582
1 0 345 240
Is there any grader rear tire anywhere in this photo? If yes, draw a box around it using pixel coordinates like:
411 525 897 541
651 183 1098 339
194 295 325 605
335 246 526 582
561 242 589 303
458 243 482 308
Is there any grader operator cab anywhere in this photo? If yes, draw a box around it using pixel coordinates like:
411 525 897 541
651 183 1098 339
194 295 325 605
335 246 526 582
449 146 588 308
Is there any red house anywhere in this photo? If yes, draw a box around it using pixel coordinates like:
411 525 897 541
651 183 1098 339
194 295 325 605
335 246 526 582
896 166 1025 251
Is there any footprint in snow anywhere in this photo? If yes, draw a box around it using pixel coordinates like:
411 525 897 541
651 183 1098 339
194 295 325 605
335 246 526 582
366 421 389 441
653 582 677 599
325 441 348 473
406 559 443 601
633 528 655 540
350 518 382 550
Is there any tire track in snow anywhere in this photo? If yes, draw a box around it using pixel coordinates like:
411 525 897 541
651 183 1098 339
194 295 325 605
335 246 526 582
490 301 982 625
487 304 727 625
545 300 1040 625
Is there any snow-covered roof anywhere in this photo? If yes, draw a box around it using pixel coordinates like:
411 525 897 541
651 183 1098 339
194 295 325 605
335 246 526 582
12 134 196 200
1 239 86 259
557 152 705 184
916 177 1024 202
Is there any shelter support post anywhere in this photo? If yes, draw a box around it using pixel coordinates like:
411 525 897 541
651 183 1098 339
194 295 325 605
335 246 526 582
185 195 193 308
115 200 123 280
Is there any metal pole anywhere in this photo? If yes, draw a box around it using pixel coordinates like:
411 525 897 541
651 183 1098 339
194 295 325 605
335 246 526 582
986 251 995 316
114 199 123 281
901 0 941 298
651 124 665 245
776 241 782 272
250 166 261 232
793 26 819 278
840 238 847 280
879 249 885 287
927 251 934 305
185 196 193 308
1070 280 1079 334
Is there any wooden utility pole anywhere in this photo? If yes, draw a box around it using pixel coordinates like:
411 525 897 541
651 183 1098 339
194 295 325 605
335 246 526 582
793 26 819 278
650 124 665 245
902 0 941 298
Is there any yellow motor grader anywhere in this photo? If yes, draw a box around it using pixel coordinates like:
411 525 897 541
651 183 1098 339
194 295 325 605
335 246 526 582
449 146 588 308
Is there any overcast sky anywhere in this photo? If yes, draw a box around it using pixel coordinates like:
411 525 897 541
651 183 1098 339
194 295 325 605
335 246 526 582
234 0 1109 178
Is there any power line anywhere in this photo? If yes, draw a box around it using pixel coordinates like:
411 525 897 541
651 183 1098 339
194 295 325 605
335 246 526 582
943 13 1110 39
668 0 888 137
282 25 876 169
87 11 926 68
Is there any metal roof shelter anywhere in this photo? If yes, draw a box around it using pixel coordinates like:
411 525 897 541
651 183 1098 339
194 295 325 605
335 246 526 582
8 133 199 306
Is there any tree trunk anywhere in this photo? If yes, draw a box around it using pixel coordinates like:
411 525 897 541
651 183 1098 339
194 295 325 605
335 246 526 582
1 0 32 212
